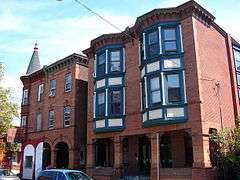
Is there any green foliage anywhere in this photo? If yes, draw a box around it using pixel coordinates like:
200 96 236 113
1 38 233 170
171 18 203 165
0 64 18 136
210 125 240 179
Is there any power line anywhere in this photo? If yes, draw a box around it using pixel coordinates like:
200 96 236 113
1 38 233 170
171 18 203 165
73 0 134 39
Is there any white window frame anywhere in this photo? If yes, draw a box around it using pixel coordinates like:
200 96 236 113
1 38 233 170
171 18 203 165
48 110 54 129
49 79 56 97
22 89 29 105
64 106 71 127
36 113 42 131
64 74 72 92
37 84 44 102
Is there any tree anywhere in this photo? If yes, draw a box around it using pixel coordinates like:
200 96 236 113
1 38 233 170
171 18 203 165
210 122 240 180
0 64 18 136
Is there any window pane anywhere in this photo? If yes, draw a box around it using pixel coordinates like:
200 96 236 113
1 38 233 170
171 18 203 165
151 90 161 104
98 92 105 105
236 60 240 71
166 74 181 103
149 44 159 56
148 31 158 45
111 62 120 72
164 28 176 41
36 113 42 131
234 49 240 61
164 58 181 69
150 77 160 90
97 92 105 117
164 41 177 51
98 53 106 65
237 74 240 85
110 51 120 61
110 90 121 115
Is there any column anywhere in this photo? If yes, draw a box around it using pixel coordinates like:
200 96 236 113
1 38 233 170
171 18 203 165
150 133 159 180
68 148 74 169
192 133 213 180
51 149 55 168
86 141 95 177
114 136 122 179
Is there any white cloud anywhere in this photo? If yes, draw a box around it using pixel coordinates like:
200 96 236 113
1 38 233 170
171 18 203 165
0 8 24 32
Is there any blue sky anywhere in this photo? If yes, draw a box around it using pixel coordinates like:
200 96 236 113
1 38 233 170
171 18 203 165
0 0 240 125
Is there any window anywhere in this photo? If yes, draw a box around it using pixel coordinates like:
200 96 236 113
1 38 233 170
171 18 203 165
21 116 27 127
22 89 29 105
234 49 240 71
64 74 72 92
163 28 177 52
58 172 67 180
97 52 106 76
25 156 33 168
48 110 54 129
37 84 44 102
49 79 56 96
109 90 122 116
147 30 159 57
149 77 161 105
36 113 42 131
110 50 121 72
64 106 71 127
165 74 181 103
96 92 105 117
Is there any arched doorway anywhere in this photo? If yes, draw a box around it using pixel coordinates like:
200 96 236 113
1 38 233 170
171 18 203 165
55 142 69 168
42 142 51 169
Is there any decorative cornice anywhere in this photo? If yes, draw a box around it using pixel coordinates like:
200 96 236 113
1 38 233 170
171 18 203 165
45 53 88 74
83 0 216 57
20 53 88 84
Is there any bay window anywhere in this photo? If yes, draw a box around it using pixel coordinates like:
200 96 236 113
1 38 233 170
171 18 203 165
165 73 181 103
163 28 177 53
96 91 105 118
109 89 122 116
149 77 161 105
110 50 121 72
97 52 106 76
146 30 159 57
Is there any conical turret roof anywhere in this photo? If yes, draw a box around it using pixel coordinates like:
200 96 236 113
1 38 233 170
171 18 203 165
26 42 41 75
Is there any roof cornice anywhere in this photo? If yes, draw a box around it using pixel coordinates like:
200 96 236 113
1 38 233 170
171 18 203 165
83 0 215 56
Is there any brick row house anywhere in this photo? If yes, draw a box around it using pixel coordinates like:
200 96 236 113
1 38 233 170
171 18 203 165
83 1 240 180
20 43 88 179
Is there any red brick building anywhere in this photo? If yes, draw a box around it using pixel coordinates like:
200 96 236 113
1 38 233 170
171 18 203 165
20 43 88 179
83 1 240 179
0 127 24 174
